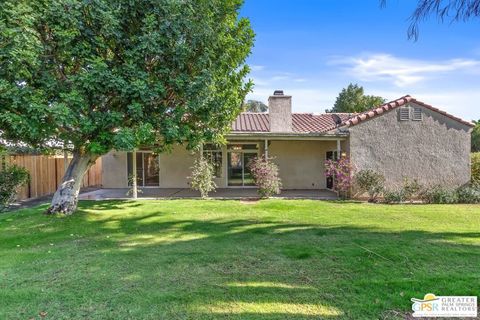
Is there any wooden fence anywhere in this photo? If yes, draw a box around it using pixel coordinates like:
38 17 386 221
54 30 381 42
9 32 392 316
1 155 102 200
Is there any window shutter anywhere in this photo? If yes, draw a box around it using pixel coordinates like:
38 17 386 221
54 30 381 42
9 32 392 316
412 107 422 121
399 107 410 121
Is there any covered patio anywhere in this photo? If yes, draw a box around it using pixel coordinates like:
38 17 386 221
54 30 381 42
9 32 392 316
79 188 338 200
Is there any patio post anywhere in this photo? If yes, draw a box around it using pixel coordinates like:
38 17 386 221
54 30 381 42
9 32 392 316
132 149 138 199
336 139 341 159
264 139 268 159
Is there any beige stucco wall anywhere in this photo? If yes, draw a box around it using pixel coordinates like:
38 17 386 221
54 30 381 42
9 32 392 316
159 146 196 188
101 140 348 189
269 140 338 189
101 150 128 188
348 102 472 188
101 146 197 188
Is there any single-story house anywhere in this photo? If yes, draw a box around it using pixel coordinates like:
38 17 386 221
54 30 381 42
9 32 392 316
101 90 473 191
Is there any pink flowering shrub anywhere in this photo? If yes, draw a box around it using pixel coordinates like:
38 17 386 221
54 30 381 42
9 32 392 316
248 156 282 198
324 156 352 198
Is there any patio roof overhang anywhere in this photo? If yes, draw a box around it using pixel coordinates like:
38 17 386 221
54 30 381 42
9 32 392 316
225 132 348 141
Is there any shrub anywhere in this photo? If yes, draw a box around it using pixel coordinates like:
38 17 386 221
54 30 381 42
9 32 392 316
455 185 480 204
248 156 282 198
0 164 30 211
402 178 422 202
325 156 352 198
383 189 405 204
354 169 385 202
189 157 216 199
472 153 480 186
420 186 457 204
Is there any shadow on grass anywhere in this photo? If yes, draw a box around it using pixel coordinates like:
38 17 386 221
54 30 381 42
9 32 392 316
1 200 479 319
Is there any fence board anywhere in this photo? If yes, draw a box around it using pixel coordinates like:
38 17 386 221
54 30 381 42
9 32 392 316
1 155 102 201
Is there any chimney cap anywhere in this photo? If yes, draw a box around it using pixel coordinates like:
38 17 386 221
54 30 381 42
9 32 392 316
273 90 284 96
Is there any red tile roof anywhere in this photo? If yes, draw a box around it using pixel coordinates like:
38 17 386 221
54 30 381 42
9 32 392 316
231 95 474 134
231 113 354 133
342 95 475 128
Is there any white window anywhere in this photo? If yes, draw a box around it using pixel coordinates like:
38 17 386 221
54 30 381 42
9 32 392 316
203 144 222 178
412 107 423 121
399 107 410 121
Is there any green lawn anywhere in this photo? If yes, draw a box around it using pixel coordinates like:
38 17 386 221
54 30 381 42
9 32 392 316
1 200 479 319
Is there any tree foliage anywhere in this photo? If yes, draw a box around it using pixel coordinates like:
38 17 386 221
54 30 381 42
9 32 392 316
381 0 480 40
0 0 254 213
327 84 385 113
472 152 480 185
244 100 268 112
0 164 30 212
472 120 480 152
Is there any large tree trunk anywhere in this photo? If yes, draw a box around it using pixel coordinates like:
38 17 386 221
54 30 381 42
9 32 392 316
46 151 98 215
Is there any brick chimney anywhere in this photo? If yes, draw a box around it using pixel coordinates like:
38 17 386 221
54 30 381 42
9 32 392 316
268 90 292 132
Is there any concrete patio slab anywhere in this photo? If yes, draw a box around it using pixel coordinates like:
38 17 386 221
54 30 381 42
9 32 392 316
79 188 338 200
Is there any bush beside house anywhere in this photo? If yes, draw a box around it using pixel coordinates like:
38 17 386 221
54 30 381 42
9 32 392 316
325 157 352 199
354 169 385 202
472 153 480 186
189 158 217 199
248 156 282 198
351 163 480 204
0 164 30 211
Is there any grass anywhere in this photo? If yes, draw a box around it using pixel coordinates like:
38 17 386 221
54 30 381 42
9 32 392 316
1 200 479 319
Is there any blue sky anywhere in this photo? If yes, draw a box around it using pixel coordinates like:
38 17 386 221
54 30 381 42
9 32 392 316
241 0 480 120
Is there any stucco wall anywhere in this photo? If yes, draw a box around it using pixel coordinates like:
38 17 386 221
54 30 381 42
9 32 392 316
101 140 348 189
348 102 472 188
269 140 338 189
159 146 196 188
101 146 196 188
102 150 128 188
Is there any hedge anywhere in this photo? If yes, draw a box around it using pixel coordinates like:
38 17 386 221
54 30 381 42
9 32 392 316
473 153 480 186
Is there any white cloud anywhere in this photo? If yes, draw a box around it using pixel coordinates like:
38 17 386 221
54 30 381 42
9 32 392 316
250 65 265 71
271 75 289 81
331 54 480 87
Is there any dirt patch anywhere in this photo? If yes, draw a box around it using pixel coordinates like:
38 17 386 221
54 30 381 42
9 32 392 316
240 199 260 205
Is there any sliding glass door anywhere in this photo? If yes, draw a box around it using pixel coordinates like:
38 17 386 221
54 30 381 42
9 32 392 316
127 152 160 187
227 144 258 187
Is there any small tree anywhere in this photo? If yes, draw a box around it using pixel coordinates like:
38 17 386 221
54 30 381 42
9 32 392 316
354 169 385 202
244 100 268 112
326 84 385 113
189 158 216 199
0 164 30 211
472 153 480 186
325 156 353 198
0 0 254 214
472 121 480 152
248 156 282 198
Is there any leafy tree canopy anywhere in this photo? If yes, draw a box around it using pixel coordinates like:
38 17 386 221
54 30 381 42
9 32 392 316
381 0 480 40
473 120 480 152
244 99 268 112
0 0 254 154
326 84 385 113
0 0 254 213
